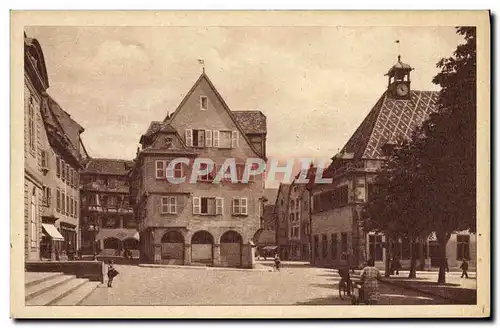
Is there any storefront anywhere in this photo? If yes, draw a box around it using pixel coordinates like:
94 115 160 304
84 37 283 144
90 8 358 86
41 223 65 260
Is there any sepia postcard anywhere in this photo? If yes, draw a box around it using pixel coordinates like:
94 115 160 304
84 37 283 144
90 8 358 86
10 10 490 319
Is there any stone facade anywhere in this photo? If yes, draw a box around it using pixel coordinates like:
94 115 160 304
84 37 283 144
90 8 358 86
130 72 266 268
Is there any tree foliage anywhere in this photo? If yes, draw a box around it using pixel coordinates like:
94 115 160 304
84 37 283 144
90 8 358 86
363 27 476 284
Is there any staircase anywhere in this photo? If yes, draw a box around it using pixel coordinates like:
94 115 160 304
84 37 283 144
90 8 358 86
25 272 100 306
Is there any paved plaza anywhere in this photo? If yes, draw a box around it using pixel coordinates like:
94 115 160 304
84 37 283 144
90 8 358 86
81 261 468 306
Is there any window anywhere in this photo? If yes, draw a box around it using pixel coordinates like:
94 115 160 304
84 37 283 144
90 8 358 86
61 192 65 215
30 188 37 247
61 160 66 182
66 195 70 215
331 233 338 260
232 197 248 215
102 216 119 229
56 189 61 212
368 234 383 262
193 129 205 147
215 197 224 215
28 97 35 151
65 164 70 184
354 176 366 202
457 235 470 260
56 156 61 178
74 170 78 188
41 150 48 168
101 195 108 207
200 96 208 110
42 187 51 207
161 196 177 214
155 160 165 179
341 232 349 254
75 200 78 218
322 234 328 258
219 130 232 148
192 197 217 215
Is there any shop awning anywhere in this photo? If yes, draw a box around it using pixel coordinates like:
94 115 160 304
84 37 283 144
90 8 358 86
96 229 140 241
42 224 64 241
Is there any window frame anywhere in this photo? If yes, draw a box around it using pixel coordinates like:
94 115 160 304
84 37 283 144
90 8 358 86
200 96 208 110
161 196 177 214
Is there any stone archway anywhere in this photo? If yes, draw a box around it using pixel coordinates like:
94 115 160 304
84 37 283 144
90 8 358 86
191 231 214 265
220 230 243 267
161 230 185 264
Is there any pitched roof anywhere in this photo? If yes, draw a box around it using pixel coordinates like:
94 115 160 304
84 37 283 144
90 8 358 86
166 72 266 159
264 188 279 205
341 90 439 159
232 111 267 134
83 158 134 176
143 121 177 138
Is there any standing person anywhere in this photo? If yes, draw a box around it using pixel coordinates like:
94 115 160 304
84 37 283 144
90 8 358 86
274 253 281 271
392 257 402 275
460 259 469 278
107 261 119 287
445 257 450 273
360 258 381 305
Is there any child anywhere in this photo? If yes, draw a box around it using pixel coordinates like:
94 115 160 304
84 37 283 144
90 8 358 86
274 253 281 271
107 260 119 287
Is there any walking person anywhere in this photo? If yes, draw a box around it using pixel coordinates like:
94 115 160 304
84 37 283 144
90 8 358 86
274 253 281 272
107 260 119 287
460 259 469 278
391 257 402 275
360 258 382 305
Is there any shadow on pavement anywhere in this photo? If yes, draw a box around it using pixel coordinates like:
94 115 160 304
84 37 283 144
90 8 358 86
384 279 476 304
296 295 349 305
310 283 339 289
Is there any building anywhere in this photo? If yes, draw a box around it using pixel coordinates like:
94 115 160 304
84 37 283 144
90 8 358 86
310 55 476 270
25 33 86 261
39 95 86 260
79 158 137 258
273 183 291 260
288 177 312 261
24 34 50 261
130 72 267 268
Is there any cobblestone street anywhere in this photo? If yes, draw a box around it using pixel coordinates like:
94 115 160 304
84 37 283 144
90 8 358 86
82 261 453 306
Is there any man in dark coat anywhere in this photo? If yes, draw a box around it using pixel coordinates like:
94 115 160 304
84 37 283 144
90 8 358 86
460 260 469 278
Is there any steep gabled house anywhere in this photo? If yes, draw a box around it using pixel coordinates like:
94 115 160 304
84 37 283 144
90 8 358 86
310 56 476 270
79 158 136 258
39 95 85 260
273 183 291 259
130 72 267 268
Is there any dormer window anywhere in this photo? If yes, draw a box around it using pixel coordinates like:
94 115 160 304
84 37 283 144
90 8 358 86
200 96 208 110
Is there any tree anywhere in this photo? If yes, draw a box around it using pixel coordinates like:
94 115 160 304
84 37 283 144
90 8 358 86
420 27 477 284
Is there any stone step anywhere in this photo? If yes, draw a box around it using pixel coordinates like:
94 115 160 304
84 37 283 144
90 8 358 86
26 278 88 306
25 274 76 301
25 272 64 288
52 281 101 306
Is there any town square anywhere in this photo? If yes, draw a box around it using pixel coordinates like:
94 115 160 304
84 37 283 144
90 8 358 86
15 11 486 317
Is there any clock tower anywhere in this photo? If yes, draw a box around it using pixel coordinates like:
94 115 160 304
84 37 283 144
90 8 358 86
385 55 413 99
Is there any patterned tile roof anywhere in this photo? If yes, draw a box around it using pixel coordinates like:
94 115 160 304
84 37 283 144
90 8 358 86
143 121 177 138
341 90 439 159
83 158 134 176
232 110 267 134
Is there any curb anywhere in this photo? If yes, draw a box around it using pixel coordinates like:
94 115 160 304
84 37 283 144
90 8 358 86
380 279 467 304
138 264 269 272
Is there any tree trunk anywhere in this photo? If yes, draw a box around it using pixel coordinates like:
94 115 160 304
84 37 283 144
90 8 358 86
408 237 417 278
384 237 392 277
418 237 425 271
437 235 449 285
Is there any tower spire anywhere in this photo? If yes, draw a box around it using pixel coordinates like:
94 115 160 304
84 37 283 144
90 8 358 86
197 59 205 73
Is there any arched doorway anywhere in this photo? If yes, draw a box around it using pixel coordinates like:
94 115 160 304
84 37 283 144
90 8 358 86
191 231 214 265
161 230 184 264
220 230 243 267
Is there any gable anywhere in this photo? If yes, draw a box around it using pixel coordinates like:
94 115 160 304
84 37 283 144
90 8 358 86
150 131 186 151
167 73 265 159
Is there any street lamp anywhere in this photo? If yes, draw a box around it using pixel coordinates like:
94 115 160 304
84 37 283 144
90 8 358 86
88 224 100 261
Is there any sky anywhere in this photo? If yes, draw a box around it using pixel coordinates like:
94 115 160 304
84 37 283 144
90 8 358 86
25 26 464 187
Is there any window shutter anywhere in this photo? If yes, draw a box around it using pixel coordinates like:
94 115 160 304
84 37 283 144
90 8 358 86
216 197 224 215
205 130 212 147
231 131 239 148
193 196 201 214
166 160 174 180
155 160 165 179
213 130 220 148
185 129 193 147
170 196 177 214
241 197 248 215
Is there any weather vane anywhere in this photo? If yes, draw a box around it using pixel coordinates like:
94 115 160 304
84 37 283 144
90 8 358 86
197 59 205 73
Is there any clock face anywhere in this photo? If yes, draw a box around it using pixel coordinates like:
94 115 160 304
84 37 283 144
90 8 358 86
396 83 409 97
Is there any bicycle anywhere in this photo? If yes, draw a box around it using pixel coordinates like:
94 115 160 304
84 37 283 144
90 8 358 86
338 278 354 300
